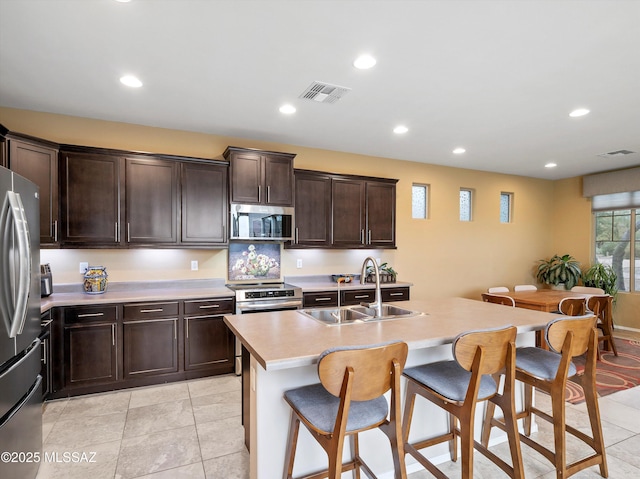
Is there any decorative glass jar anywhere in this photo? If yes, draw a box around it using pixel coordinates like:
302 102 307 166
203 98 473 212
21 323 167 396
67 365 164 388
83 266 108 294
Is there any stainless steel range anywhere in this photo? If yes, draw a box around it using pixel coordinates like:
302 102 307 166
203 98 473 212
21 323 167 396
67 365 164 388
227 282 303 374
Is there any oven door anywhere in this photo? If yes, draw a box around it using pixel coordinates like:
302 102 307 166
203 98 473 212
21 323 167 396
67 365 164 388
233 299 302 374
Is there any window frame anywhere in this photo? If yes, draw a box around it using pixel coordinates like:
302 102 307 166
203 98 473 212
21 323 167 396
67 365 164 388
459 188 473 222
411 183 429 220
500 192 513 224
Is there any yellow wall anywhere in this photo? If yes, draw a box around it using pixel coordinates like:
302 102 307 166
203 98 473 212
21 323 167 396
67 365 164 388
1 107 637 329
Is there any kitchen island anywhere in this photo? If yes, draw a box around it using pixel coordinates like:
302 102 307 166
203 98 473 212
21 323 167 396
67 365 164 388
224 297 558 478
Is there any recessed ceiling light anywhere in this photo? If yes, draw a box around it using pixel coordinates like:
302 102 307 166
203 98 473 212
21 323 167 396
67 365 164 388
545 162 557 168
452 147 466 154
569 108 590 117
393 125 408 134
115 0 132 3
353 55 377 70
120 75 142 88
279 104 296 114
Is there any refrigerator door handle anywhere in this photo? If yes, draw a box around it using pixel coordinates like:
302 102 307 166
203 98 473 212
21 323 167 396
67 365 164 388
3 191 32 338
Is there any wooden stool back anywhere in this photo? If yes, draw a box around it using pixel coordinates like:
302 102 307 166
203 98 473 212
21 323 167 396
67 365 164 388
481 293 515 307
558 297 586 316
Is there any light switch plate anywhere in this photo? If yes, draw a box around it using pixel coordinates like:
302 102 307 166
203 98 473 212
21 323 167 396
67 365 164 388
296 259 302 268
191 260 198 271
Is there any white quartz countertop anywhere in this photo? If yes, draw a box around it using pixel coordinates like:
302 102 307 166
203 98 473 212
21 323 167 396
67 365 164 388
224 297 558 371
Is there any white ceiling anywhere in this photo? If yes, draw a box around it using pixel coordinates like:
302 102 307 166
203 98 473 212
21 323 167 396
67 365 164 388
1 0 639 180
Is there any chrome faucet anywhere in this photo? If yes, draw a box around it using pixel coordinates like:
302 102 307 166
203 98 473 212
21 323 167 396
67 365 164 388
360 256 382 317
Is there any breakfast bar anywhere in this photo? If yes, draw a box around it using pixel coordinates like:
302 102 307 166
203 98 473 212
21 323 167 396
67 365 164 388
224 297 559 478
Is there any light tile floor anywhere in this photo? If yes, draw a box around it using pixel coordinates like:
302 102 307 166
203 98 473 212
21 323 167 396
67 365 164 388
36 348 640 479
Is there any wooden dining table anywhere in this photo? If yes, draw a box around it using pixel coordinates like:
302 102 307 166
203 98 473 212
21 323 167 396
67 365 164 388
507 289 589 312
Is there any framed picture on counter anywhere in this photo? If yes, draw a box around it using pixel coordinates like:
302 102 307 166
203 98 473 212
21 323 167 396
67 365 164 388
228 241 281 282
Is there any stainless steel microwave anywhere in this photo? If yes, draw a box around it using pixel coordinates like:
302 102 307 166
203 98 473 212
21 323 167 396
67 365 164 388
230 204 294 241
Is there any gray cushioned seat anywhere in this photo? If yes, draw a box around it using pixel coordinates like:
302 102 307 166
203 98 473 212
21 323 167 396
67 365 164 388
403 360 498 402
516 347 577 380
284 383 388 434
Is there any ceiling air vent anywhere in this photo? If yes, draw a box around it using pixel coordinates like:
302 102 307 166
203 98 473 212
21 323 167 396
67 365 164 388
299 81 351 104
597 149 636 158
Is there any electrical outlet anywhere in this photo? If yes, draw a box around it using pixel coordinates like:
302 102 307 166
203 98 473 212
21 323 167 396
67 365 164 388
376 258 381 265
79 262 88 274
296 259 302 269
191 260 198 271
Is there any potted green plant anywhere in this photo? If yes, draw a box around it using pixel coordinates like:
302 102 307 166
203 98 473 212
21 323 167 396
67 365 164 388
583 263 618 300
536 254 582 290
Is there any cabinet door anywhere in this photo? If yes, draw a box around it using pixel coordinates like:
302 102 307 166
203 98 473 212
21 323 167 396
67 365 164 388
61 152 122 246
181 162 228 245
126 157 178 244
332 178 365 247
64 323 117 387
184 316 234 372
292 172 331 247
263 154 294 206
229 151 262 204
123 319 179 378
366 181 396 247
8 139 59 245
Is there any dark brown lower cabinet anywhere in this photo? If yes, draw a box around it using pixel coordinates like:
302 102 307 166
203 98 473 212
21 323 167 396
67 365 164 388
63 306 118 389
52 297 235 398
184 298 234 374
123 319 179 378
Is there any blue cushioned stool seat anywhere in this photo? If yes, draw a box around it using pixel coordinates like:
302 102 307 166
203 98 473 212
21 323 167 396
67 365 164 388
403 360 498 402
284 383 388 434
516 347 577 380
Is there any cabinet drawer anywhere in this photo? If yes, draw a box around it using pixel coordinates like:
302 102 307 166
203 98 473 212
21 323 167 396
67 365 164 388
341 289 375 305
123 302 179 320
64 305 118 324
381 287 410 302
184 298 234 316
303 292 338 308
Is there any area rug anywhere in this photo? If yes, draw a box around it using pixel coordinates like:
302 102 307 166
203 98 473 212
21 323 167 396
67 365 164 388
564 338 640 404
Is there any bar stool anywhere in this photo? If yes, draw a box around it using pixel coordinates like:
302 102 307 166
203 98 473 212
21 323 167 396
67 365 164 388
557 297 587 316
481 293 515 307
282 341 408 479
402 326 523 479
588 295 618 358
481 315 608 479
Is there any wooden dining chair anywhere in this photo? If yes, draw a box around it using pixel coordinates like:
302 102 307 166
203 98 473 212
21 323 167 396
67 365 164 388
481 293 515 307
402 326 524 479
558 297 587 316
571 286 605 295
481 315 607 479
587 295 618 358
282 341 408 479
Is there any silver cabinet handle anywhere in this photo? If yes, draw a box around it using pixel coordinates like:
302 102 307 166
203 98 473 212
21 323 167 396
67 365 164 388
127 223 131 242
389 292 404 296
53 220 58 242
257 185 261 203
77 312 105 318
354 294 369 299
199 304 220 309
112 323 115 346
185 319 189 339
174 320 177 340
360 229 365 245
315 297 333 302
115 222 118 242
267 185 270 203
368 230 372 244
139 308 164 313
42 338 47 365
295 227 299 244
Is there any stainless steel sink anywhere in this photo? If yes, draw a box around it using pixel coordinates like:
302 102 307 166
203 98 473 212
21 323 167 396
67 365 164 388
349 304 421 318
298 308 370 325
298 304 425 325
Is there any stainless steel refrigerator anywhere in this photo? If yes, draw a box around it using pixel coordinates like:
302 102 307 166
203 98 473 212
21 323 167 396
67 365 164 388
0 165 42 479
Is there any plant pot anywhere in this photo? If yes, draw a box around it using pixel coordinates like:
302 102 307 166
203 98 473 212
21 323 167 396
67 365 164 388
551 283 567 291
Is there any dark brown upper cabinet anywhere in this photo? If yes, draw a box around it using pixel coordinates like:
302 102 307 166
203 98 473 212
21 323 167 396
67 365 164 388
224 147 295 206
180 162 228 246
125 157 178 245
2 130 59 246
288 169 397 249
291 171 332 247
60 150 123 247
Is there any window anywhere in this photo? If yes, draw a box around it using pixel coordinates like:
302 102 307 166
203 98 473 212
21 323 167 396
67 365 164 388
594 209 639 292
412 184 429 219
500 192 513 223
459 188 473 221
